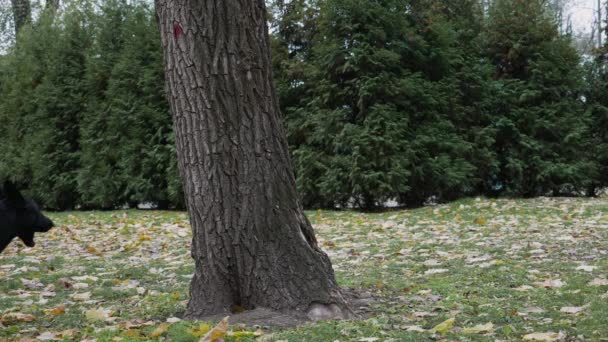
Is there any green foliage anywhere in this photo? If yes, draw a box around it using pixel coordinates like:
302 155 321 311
270 0 598 208
276 0 482 208
581 3 608 196
482 0 593 196
0 0 182 210
0 6 89 209
0 0 603 210
78 1 181 209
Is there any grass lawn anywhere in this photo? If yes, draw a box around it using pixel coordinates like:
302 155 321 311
1 197 608 341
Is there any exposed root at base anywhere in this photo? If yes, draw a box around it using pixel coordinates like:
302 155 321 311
182 288 383 328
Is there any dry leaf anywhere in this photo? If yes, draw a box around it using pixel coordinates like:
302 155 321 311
523 331 561 341
150 323 170 338
85 308 111 322
474 217 487 225
429 317 455 335
36 331 60 341
70 292 92 301
589 278 608 286
575 265 596 272
1 312 36 324
461 322 494 334
200 316 229 342
187 323 211 337
559 306 584 315
533 279 565 288
44 306 65 316
518 307 545 315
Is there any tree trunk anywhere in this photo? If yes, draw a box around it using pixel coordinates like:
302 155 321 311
45 0 60 15
11 0 31 36
155 0 348 319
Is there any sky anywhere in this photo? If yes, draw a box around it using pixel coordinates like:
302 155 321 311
568 0 601 34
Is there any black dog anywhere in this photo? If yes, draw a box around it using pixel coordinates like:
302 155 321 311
0 181 54 253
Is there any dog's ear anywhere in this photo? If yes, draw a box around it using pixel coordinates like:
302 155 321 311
3 181 26 208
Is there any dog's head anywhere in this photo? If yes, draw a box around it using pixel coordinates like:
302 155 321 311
2 181 54 247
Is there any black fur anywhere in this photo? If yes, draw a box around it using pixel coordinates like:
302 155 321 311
0 181 54 253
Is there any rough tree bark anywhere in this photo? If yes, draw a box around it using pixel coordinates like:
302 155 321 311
10 0 31 35
155 0 349 319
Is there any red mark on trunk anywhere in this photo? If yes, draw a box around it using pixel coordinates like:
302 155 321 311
173 23 184 39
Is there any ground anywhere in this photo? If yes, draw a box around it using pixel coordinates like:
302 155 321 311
1 197 607 341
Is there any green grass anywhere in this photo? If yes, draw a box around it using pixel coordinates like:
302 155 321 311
1 197 608 341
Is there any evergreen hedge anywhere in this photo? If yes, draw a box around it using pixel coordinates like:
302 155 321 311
0 0 603 210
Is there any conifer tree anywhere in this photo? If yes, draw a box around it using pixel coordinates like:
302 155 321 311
78 0 132 208
103 3 177 208
482 0 592 196
289 0 477 208
0 6 89 209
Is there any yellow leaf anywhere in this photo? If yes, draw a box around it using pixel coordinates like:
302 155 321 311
87 246 99 254
124 329 141 338
200 316 229 342
227 329 264 338
229 331 257 338
462 322 494 334
523 332 561 341
473 217 487 225
187 323 211 337
430 317 455 335
139 234 151 241
44 306 66 316
150 323 170 338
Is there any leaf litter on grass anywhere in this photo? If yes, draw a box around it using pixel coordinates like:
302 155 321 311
0 197 607 340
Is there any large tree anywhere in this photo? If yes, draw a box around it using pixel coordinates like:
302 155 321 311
10 0 30 35
482 0 592 196
154 0 348 319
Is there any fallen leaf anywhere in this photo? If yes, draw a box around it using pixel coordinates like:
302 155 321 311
514 285 534 292
589 278 608 286
424 269 449 275
1 312 36 324
44 306 65 316
70 292 92 301
200 316 229 342
187 323 211 337
462 322 494 334
150 323 170 338
533 279 565 288
405 325 425 332
518 307 545 315
85 308 111 322
523 331 561 341
430 317 455 335
37 331 60 341
575 265 596 272
474 218 487 225
559 306 584 315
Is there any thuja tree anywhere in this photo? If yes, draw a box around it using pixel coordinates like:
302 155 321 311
102 3 179 209
288 0 476 208
0 7 89 210
155 0 348 318
582 5 608 195
483 0 593 196
78 0 131 208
